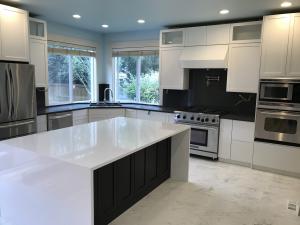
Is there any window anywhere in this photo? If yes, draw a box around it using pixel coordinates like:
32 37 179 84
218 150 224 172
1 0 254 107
113 50 159 105
48 43 96 105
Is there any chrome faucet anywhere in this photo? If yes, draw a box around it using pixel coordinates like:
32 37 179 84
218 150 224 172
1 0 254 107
104 88 114 102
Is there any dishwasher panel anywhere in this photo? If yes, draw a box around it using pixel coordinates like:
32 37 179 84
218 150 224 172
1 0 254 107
47 111 73 131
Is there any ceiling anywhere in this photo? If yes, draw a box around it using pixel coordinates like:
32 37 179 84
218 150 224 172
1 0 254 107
7 0 300 33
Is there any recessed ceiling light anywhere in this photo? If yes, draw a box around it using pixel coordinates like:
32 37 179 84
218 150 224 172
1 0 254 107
137 19 145 24
102 24 109 28
73 14 81 19
219 9 230 15
281 1 292 7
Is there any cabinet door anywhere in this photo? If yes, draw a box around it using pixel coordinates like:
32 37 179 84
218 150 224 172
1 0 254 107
160 48 188 90
160 29 184 47
94 163 116 225
232 121 255 142
133 150 147 193
231 140 253 164
0 7 29 62
145 145 157 184
287 13 300 77
184 27 206 46
218 119 232 160
260 14 291 78
227 43 261 93
115 156 134 207
207 24 230 45
125 109 137 118
156 139 170 178
30 39 48 87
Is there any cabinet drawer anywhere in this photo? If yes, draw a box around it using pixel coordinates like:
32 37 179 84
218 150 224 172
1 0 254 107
125 109 137 118
231 140 253 164
232 121 255 142
89 109 125 118
253 141 300 174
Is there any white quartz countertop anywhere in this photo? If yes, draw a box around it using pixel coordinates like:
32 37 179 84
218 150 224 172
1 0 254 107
0 117 190 170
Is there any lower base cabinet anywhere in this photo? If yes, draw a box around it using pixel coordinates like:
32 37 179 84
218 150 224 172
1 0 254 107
94 138 171 225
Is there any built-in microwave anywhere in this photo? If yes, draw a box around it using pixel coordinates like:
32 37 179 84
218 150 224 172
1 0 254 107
259 79 300 103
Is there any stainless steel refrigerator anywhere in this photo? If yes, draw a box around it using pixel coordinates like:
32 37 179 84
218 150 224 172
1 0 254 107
0 63 37 140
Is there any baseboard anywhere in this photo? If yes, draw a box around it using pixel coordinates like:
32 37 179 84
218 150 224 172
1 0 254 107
253 164 300 179
219 158 300 179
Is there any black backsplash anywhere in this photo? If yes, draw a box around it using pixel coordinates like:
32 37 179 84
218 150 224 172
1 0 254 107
163 69 257 116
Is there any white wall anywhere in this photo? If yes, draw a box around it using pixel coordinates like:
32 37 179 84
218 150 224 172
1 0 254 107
46 21 104 100
102 29 160 87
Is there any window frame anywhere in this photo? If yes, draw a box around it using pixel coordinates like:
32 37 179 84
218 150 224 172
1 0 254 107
112 48 160 105
47 43 97 106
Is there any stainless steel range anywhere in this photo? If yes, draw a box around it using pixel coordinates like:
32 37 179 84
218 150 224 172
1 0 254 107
174 110 220 159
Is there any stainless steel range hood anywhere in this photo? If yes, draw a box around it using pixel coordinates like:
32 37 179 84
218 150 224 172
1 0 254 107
180 45 228 69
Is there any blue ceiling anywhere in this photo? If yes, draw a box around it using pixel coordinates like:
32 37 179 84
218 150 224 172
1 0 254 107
12 0 300 33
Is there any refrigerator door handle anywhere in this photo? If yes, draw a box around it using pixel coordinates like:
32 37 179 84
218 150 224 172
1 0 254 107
5 67 12 119
8 66 15 118
0 120 35 129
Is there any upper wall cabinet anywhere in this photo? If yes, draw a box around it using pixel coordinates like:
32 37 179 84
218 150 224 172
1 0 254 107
160 47 188 90
230 21 262 44
287 13 300 77
227 43 261 93
30 18 47 40
184 26 206 46
0 5 29 62
160 29 184 48
206 24 230 45
260 14 291 78
30 39 48 87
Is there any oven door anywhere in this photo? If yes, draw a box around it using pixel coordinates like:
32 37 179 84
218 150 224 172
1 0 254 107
260 83 293 101
190 125 219 153
255 109 300 145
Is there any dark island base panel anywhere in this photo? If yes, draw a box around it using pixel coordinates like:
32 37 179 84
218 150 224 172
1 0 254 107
94 138 171 225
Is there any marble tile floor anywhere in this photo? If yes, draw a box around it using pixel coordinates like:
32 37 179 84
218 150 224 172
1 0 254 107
111 156 300 225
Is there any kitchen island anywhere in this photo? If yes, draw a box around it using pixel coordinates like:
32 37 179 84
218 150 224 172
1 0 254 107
0 117 190 225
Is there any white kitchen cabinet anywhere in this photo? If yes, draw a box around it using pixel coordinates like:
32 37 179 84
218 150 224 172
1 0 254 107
37 115 47 133
160 47 189 90
0 5 29 62
230 121 255 164
136 110 167 122
73 110 89 125
218 119 233 160
253 141 300 175
125 109 137 118
260 14 291 78
206 24 230 45
184 26 206 46
287 13 300 77
160 29 184 47
232 121 255 142
230 21 262 44
227 43 261 93
29 18 47 41
88 109 125 122
30 39 48 87
231 141 253 164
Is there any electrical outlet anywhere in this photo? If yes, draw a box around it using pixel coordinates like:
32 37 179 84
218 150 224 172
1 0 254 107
287 200 300 216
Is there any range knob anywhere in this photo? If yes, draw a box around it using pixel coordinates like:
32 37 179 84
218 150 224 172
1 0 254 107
212 118 216 123
176 114 181 119
205 118 209 122
197 117 200 121
190 116 194 120
201 118 205 123
182 115 187 119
